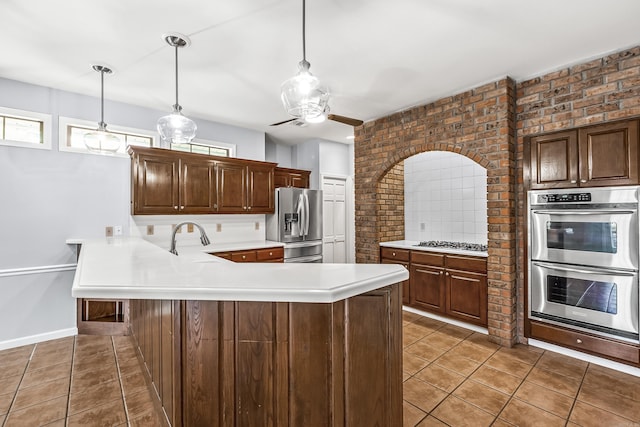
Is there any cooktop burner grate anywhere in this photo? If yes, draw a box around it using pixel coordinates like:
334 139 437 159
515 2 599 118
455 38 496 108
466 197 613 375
415 240 488 252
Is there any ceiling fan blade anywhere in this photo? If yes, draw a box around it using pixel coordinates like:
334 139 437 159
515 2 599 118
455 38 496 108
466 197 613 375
327 114 363 127
269 118 297 126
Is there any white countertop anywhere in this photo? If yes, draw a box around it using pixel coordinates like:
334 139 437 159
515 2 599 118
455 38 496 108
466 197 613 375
71 238 408 303
380 240 488 258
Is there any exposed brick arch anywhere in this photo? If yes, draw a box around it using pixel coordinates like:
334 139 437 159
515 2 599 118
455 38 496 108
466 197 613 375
355 78 518 347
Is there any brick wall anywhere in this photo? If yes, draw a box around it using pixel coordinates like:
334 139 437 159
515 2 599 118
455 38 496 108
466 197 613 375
354 78 518 347
378 162 405 243
515 46 640 341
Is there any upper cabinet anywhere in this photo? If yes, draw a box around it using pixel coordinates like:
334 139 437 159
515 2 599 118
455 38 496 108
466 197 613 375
526 119 639 189
274 167 310 188
129 146 275 215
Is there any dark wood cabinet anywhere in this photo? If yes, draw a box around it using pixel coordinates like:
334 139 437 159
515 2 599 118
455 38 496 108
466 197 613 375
274 167 311 188
380 247 410 305
129 283 402 426
381 247 487 326
526 118 639 189
129 146 275 215
209 246 284 263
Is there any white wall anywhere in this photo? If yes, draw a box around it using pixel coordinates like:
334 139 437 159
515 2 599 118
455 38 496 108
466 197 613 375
265 138 293 168
0 77 267 349
404 151 488 244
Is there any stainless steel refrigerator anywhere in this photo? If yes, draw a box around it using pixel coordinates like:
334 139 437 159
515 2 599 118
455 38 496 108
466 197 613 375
266 188 323 263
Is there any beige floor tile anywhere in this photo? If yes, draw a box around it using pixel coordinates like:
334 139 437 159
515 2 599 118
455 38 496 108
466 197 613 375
439 324 474 340
578 381 640 422
484 351 534 378
129 408 167 427
124 389 157 420
535 352 587 380
3 395 67 427
431 395 495 427
413 316 446 330
404 340 446 361
402 311 422 323
404 323 435 341
414 363 465 392
469 365 523 395
490 419 515 427
0 359 28 379
446 341 496 364
403 372 411 382
121 371 148 397
72 351 116 374
423 331 463 350
433 352 481 376
20 362 71 389
582 365 640 402
0 391 15 415
403 378 448 413
67 397 127 427
403 352 430 375
494 344 543 365
403 400 427 427
465 333 501 351
68 378 122 415
569 400 638 427
12 376 69 411
514 381 574 418
416 416 449 426
42 419 66 426
28 349 72 371
71 363 119 392
498 398 566 427
524 366 582 398
452 379 510 415
0 375 22 397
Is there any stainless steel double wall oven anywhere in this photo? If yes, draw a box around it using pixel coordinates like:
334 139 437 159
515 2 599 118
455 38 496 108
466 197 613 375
528 186 640 343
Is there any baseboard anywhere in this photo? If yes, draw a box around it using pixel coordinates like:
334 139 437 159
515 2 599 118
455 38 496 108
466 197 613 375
0 327 78 351
402 306 489 335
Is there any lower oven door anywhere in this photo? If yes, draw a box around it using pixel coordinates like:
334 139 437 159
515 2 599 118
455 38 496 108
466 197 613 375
530 261 639 342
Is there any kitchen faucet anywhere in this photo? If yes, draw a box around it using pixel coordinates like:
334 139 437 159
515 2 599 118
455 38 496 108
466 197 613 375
169 222 211 255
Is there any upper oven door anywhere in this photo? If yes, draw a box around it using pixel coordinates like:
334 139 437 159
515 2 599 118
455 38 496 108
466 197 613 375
530 206 638 270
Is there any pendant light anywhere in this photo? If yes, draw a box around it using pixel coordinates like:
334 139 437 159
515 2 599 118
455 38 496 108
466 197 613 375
280 0 330 121
84 65 120 153
157 33 197 148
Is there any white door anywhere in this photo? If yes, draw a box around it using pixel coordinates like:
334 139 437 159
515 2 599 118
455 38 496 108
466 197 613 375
322 177 347 263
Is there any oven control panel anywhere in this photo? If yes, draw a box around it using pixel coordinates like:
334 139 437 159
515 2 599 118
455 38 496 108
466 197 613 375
537 193 592 203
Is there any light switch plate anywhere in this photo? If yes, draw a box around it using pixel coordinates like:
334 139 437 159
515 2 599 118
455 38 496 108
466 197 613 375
255 222 260 230
216 224 222 232
187 223 194 233
105 226 113 237
146 225 154 235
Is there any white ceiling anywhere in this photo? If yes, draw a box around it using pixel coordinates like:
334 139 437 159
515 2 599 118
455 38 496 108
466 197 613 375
2 0 640 145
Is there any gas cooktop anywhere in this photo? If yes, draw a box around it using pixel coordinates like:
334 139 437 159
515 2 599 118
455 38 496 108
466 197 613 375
415 241 488 252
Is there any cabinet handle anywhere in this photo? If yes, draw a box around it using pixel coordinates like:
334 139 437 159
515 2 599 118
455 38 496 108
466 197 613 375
440 271 444 275
576 338 583 344
173 206 178 210
180 206 185 210
580 179 587 183
392 252 396 256
269 252 273 256
242 255 246 260
248 206 251 210
445 272 449 276
243 206 247 210
570 180 577 184
214 203 218 209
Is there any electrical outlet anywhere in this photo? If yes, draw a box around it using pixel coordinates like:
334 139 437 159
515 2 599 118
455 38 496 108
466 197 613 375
105 226 113 237
114 225 122 236
255 222 260 231
146 225 154 235
216 223 222 232
187 223 194 233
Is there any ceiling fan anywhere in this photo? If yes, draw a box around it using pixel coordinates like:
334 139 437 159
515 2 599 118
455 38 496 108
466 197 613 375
270 111 363 127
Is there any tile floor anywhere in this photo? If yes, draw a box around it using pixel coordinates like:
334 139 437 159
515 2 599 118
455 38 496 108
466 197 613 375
1 313 640 426
0 335 165 426
402 311 640 427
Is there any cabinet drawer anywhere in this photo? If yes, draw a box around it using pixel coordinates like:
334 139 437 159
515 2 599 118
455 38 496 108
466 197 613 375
230 251 257 262
210 252 231 260
380 247 410 262
446 255 486 273
411 251 444 267
256 247 284 261
530 321 640 365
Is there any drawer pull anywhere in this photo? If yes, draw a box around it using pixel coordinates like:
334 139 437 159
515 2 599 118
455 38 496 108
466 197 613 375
440 271 444 275
242 255 246 259
392 252 396 256
269 252 273 256
445 272 449 276
576 338 583 344
570 180 577 184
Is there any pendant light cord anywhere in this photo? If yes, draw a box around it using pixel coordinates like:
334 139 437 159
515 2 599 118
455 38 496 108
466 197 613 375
302 0 306 62
99 69 105 127
174 44 180 109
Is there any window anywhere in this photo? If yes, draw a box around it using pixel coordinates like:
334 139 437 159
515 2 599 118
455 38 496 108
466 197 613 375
0 106 52 150
170 140 234 157
59 117 156 157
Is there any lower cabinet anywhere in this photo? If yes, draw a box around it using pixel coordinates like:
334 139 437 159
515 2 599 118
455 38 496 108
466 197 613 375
209 246 284 263
381 247 488 327
129 284 402 426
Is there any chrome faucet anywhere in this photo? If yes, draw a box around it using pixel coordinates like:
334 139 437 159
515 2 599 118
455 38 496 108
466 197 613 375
169 222 211 255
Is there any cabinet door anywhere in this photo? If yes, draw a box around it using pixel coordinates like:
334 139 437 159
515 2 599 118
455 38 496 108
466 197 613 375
528 130 578 189
410 264 445 313
290 172 310 188
217 161 247 213
446 269 487 326
247 164 274 213
578 120 639 187
273 170 291 188
382 259 410 305
180 158 217 213
133 151 180 214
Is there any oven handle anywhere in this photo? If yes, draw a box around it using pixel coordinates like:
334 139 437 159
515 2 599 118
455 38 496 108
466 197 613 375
532 261 637 276
531 209 636 215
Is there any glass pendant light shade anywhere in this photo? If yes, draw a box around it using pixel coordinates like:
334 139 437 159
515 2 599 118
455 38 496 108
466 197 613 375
157 105 197 146
84 65 120 154
157 33 196 148
281 60 329 121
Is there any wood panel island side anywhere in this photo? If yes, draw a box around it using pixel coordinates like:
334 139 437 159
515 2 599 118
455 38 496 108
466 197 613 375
71 238 408 427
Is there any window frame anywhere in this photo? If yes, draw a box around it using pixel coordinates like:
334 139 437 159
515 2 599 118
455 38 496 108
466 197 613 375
171 138 237 158
0 106 52 150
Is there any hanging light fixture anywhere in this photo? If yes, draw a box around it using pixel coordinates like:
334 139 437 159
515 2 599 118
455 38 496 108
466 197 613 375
280 0 330 122
84 65 120 153
157 33 197 148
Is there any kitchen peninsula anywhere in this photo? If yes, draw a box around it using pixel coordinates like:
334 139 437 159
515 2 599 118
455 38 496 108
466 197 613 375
72 238 408 426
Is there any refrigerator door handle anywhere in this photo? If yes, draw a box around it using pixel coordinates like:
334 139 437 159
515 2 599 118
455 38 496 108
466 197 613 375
303 193 310 236
297 194 305 237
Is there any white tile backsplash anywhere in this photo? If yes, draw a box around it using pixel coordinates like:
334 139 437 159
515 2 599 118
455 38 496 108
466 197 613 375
405 151 488 244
